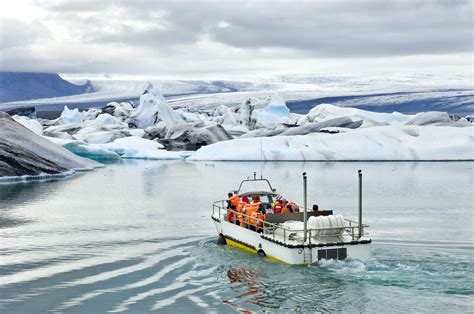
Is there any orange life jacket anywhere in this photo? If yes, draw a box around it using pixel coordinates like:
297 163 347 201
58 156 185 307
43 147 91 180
248 202 262 224
236 201 247 226
244 202 261 224
250 212 265 229
229 194 240 208
282 201 298 213
287 201 298 212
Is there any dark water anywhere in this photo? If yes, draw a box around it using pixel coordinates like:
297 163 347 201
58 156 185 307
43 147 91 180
0 161 472 313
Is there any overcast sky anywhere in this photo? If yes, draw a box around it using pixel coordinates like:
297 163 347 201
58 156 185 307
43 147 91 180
0 0 472 79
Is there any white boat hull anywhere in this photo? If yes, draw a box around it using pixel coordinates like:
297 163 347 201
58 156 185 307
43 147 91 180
213 218 370 265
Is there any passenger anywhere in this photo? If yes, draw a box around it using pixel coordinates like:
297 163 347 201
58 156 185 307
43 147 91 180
287 201 299 213
254 203 266 233
227 192 240 209
228 204 237 223
237 196 251 227
273 198 284 214
271 195 282 209
246 195 262 231
312 204 319 211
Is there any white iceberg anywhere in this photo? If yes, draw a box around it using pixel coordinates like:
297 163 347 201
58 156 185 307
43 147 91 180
307 104 413 127
45 136 188 160
45 136 121 160
406 111 471 127
88 113 127 126
102 137 188 160
73 125 131 144
128 82 184 129
12 115 43 135
60 106 83 124
188 125 474 161
253 95 292 128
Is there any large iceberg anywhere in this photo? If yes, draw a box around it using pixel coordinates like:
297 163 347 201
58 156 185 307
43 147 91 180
128 82 184 129
0 112 102 180
188 125 474 161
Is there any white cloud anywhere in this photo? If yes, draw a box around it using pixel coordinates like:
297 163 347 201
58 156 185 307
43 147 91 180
0 0 472 78
218 20 230 28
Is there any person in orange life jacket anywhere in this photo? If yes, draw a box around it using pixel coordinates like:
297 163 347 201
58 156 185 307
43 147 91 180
228 204 237 223
245 195 262 231
287 201 299 213
281 199 299 213
250 195 266 232
227 192 240 209
237 196 251 227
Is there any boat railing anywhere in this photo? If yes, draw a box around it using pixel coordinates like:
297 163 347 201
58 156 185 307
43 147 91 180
212 200 369 243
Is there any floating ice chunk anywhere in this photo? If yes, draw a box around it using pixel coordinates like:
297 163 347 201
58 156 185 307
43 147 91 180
129 129 145 137
252 95 292 128
307 104 412 127
88 113 126 126
128 82 184 128
281 117 362 136
45 136 120 160
60 106 83 124
101 137 187 160
102 102 134 118
73 125 131 144
12 115 43 135
81 108 102 121
188 125 474 161
406 111 471 127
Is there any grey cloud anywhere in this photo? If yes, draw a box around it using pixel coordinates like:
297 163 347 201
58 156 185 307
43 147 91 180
0 0 472 75
0 19 49 49
34 0 474 56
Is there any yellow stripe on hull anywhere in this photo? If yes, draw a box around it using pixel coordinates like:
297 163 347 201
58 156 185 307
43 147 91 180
225 237 289 264
225 238 257 254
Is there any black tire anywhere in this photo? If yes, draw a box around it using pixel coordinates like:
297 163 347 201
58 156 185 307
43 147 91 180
217 235 227 245
257 250 266 257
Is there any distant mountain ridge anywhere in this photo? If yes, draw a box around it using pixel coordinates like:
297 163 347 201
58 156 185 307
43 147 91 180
0 72 92 103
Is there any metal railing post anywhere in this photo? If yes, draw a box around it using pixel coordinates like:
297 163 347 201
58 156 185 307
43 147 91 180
303 172 308 243
358 170 363 239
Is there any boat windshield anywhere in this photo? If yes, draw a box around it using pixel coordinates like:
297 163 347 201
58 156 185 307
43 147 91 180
236 178 276 194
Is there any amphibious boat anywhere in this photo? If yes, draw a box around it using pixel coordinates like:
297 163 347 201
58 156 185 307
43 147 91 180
211 171 371 264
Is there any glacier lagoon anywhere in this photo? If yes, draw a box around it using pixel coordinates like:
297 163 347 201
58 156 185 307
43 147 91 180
0 160 472 313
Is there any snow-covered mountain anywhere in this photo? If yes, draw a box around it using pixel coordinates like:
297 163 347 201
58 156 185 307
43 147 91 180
0 72 92 103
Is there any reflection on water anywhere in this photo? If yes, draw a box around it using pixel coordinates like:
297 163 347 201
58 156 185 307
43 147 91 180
0 160 472 312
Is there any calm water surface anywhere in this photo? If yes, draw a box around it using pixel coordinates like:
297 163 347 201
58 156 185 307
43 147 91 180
0 161 473 313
